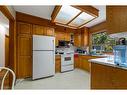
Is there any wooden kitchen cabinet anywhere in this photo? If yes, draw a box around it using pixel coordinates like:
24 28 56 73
55 31 71 46
33 24 45 35
17 22 33 78
91 63 114 89
74 55 90 71
81 27 89 47
75 55 103 72
74 33 81 47
91 62 127 89
107 6 127 34
64 32 71 41
17 22 32 35
45 27 54 36
17 35 32 78
55 55 61 73
33 25 54 36
74 55 79 68
17 36 32 56
80 57 90 72
17 56 32 78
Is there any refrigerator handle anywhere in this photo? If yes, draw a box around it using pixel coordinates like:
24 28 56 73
52 39 55 65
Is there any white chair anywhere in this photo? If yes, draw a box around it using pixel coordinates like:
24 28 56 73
0 67 15 90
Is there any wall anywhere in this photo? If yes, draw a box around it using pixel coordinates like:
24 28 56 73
89 21 106 34
0 24 9 67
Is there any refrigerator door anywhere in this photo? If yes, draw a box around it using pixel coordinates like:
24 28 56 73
33 51 55 80
33 35 55 50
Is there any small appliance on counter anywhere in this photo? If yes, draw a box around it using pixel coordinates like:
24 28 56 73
113 45 127 67
118 37 126 45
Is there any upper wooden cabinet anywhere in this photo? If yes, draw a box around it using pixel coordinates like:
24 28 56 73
55 31 71 46
33 24 54 36
33 25 44 35
74 27 89 47
45 27 54 36
81 27 89 47
17 22 32 35
107 6 127 34
74 32 81 47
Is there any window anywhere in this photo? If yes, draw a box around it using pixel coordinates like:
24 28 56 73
92 32 116 52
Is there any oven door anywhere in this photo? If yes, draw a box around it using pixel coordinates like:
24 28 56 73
61 54 74 66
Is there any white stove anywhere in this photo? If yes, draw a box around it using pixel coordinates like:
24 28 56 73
61 53 74 72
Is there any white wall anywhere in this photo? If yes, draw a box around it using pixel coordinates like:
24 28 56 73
0 25 6 67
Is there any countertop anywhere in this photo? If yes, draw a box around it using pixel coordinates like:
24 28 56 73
56 53 109 57
89 57 127 70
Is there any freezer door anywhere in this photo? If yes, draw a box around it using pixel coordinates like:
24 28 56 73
33 35 55 50
33 51 55 80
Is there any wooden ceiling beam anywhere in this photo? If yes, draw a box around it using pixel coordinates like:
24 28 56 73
51 5 62 23
72 5 99 17
0 6 15 21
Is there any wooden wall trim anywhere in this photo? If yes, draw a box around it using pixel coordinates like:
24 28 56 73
0 6 14 21
16 12 76 33
89 21 106 34
0 5 16 89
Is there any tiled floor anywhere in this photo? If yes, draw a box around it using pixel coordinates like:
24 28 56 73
15 69 90 89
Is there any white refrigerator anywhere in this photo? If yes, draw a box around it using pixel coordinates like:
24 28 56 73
32 35 55 80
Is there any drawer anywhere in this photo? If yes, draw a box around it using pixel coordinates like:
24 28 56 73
61 65 74 72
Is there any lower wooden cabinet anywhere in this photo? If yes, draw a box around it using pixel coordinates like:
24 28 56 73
74 55 79 68
81 58 90 72
74 55 103 72
17 35 32 78
17 56 32 78
91 62 127 89
55 55 61 73
74 55 91 72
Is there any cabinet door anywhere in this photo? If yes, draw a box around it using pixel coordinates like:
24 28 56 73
65 32 70 41
18 36 32 56
106 6 127 34
45 27 54 36
33 25 44 35
111 68 127 89
91 63 114 89
17 22 32 35
81 27 89 47
55 56 61 73
55 31 65 46
17 56 32 78
81 58 90 72
17 36 32 78
74 33 81 47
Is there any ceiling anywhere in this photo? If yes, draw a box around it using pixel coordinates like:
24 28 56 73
13 5 106 28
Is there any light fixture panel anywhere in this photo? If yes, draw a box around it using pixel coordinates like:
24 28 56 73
54 6 81 24
69 12 95 27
